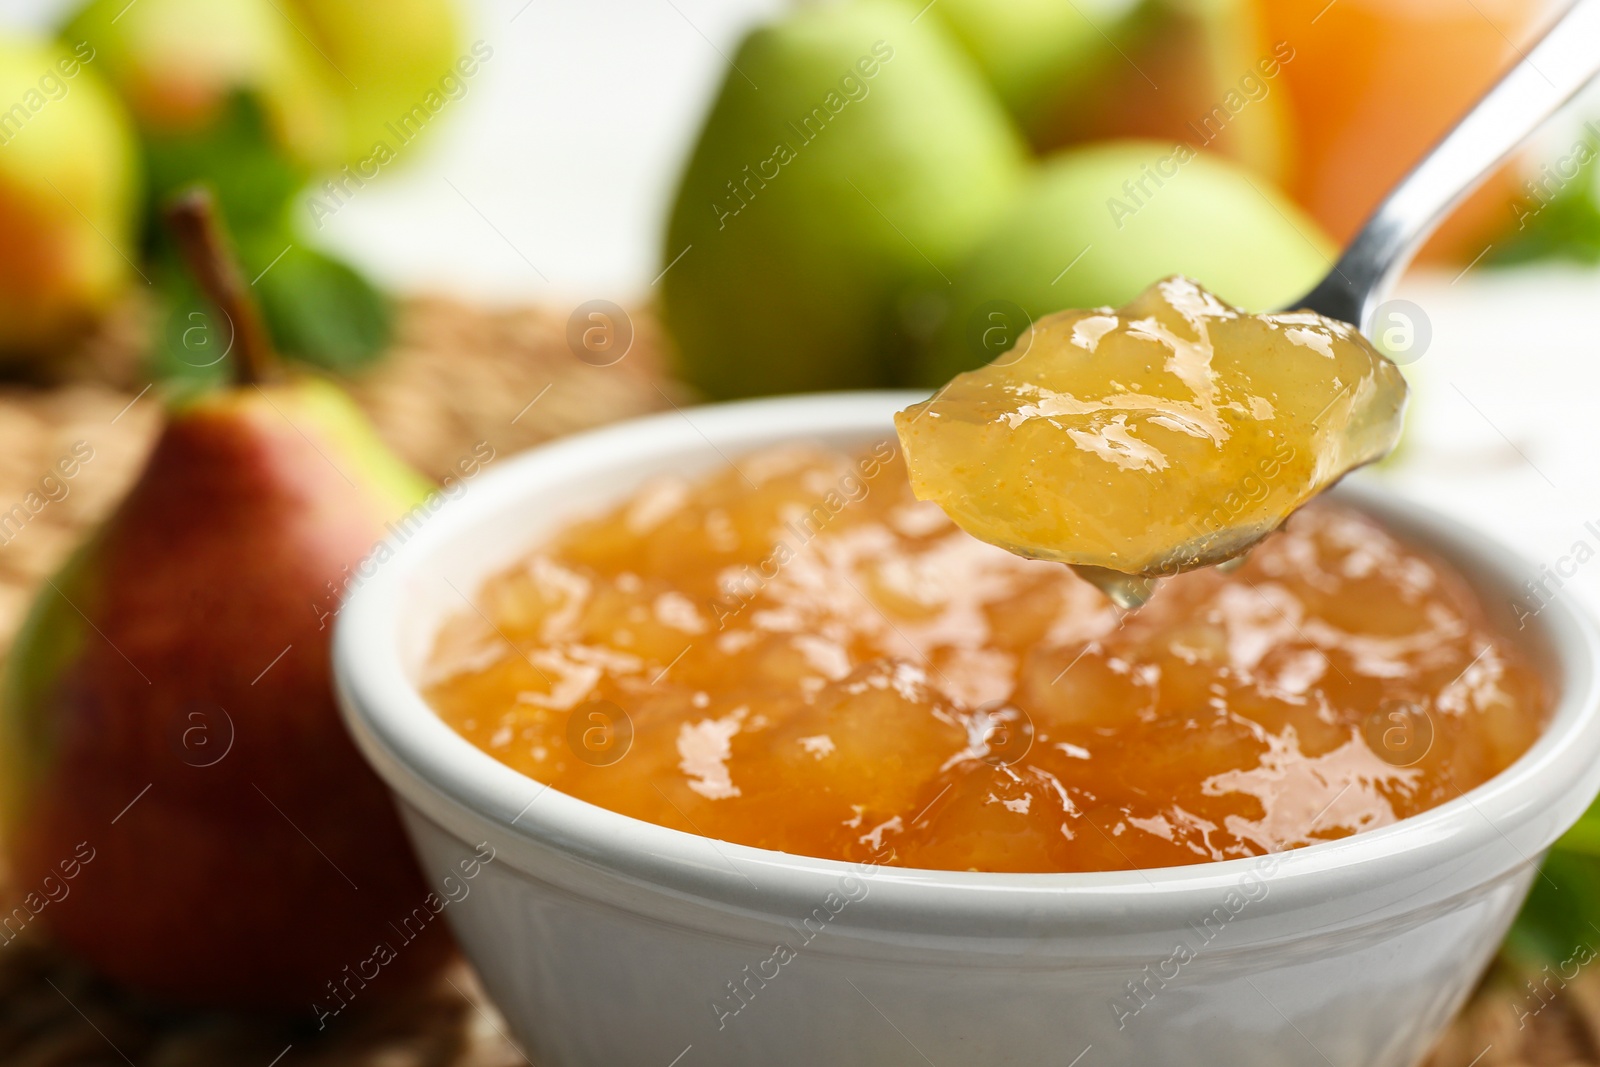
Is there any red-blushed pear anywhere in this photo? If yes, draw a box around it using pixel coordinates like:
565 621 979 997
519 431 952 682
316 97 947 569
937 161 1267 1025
0 188 451 1009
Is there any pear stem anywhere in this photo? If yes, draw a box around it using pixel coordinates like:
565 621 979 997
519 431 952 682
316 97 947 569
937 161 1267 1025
163 187 275 388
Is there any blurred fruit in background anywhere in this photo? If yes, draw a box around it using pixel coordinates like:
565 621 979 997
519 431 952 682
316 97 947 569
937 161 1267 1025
67 0 342 229
1025 0 1293 186
913 140 1332 384
54 0 470 382
926 0 1138 143
1260 0 1549 261
662 0 1027 400
657 0 1326 398
0 191 450 1008
281 0 465 164
0 36 139 363
658 0 1571 399
66 0 386 380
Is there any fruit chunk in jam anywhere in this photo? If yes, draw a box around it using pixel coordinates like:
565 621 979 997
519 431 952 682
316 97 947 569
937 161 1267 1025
423 447 1546 874
895 277 1408 606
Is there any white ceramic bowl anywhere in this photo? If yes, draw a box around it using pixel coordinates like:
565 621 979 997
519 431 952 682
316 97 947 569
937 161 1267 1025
335 392 1600 1067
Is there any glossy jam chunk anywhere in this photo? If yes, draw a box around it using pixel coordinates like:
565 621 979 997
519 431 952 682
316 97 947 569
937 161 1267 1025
895 277 1408 605
423 447 1546 874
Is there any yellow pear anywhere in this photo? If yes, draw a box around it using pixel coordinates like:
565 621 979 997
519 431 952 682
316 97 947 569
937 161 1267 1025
0 35 139 360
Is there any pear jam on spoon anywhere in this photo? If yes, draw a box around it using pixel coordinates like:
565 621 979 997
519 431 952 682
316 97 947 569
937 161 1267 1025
896 276 1408 607
423 446 1547 874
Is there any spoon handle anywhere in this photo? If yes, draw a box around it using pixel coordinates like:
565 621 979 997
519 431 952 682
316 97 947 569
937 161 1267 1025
1296 0 1600 331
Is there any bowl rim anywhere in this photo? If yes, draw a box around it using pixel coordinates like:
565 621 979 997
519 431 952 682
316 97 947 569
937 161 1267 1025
335 391 1600 932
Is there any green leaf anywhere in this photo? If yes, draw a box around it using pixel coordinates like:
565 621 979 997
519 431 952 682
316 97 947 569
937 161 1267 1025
145 255 236 390
1505 793 1600 964
141 93 310 239
143 228 393 384
1551 816 1600 861
244 240 394 373
1489 138 1600 268
1504 848 1600 966
132 89 395 380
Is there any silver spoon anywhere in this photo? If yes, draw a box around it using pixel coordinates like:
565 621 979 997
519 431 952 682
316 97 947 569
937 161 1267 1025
1296 0 1600 331
1076 3 1600 609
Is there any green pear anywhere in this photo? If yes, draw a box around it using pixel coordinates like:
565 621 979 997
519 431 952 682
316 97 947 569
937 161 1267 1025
0 35 139 360
913 140 1333 385
929 0 1141 134
0 190 448 1007
662 0 1027 399
935 0 1293 184
1032 0 1294 184
282 0 467 164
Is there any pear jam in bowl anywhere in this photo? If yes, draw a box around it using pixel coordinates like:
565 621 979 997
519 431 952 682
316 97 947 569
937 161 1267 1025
340 393 1600 1066
421 445 1548 873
